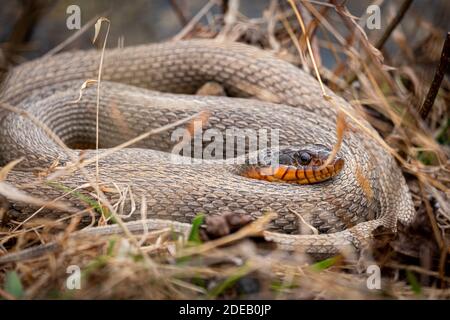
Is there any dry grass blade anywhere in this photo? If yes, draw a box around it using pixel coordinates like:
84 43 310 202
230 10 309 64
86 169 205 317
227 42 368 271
92 17 111 219
320 110 347 169
288 0 327 96
280 11 310 72
0 182 75 213
0 158 23 181
288 207 318 235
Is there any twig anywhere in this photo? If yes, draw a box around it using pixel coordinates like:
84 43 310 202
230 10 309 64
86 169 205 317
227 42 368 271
0 0 52 81
221 0 229 14
418 179 443 250
217 0 239 40
385 262 450 282
418 32 450 119
374 0 414 50
4 0 52 57
266 0 281 51
439 241 449 287
169 0 188 26
172 0 217 41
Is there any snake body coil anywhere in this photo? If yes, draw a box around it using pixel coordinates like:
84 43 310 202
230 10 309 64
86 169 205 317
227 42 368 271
0 40 415 256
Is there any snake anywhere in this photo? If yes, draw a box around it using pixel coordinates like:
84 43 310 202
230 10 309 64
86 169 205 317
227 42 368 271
0 39 416 258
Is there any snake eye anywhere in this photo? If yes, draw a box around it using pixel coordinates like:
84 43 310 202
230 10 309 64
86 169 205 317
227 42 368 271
299 152 311 165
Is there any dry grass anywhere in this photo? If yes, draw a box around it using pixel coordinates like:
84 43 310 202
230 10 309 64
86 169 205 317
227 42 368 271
0 0 449 299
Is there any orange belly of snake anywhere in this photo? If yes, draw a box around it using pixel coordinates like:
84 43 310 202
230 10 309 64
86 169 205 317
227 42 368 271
242 161 344 184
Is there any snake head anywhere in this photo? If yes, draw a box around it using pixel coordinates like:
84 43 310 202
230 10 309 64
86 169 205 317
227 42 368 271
243 144 344 184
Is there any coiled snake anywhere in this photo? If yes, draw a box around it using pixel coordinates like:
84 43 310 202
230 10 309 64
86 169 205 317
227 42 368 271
0 40 415 257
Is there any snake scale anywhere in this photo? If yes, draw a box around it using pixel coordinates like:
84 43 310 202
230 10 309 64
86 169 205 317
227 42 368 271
0 40 416 257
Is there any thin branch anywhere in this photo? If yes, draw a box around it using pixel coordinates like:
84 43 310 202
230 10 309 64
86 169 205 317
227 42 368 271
169 0 188 26
6 0 52 52
172 0 217 41
375 0 414 50
419 32 450 119
221 0 229 15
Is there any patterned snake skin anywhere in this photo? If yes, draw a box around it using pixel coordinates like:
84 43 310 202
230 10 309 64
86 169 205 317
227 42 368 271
0 40 415 256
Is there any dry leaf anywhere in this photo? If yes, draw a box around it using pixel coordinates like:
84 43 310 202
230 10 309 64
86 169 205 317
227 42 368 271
320 110 347 168
71 79 98 103
93 17 110 44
